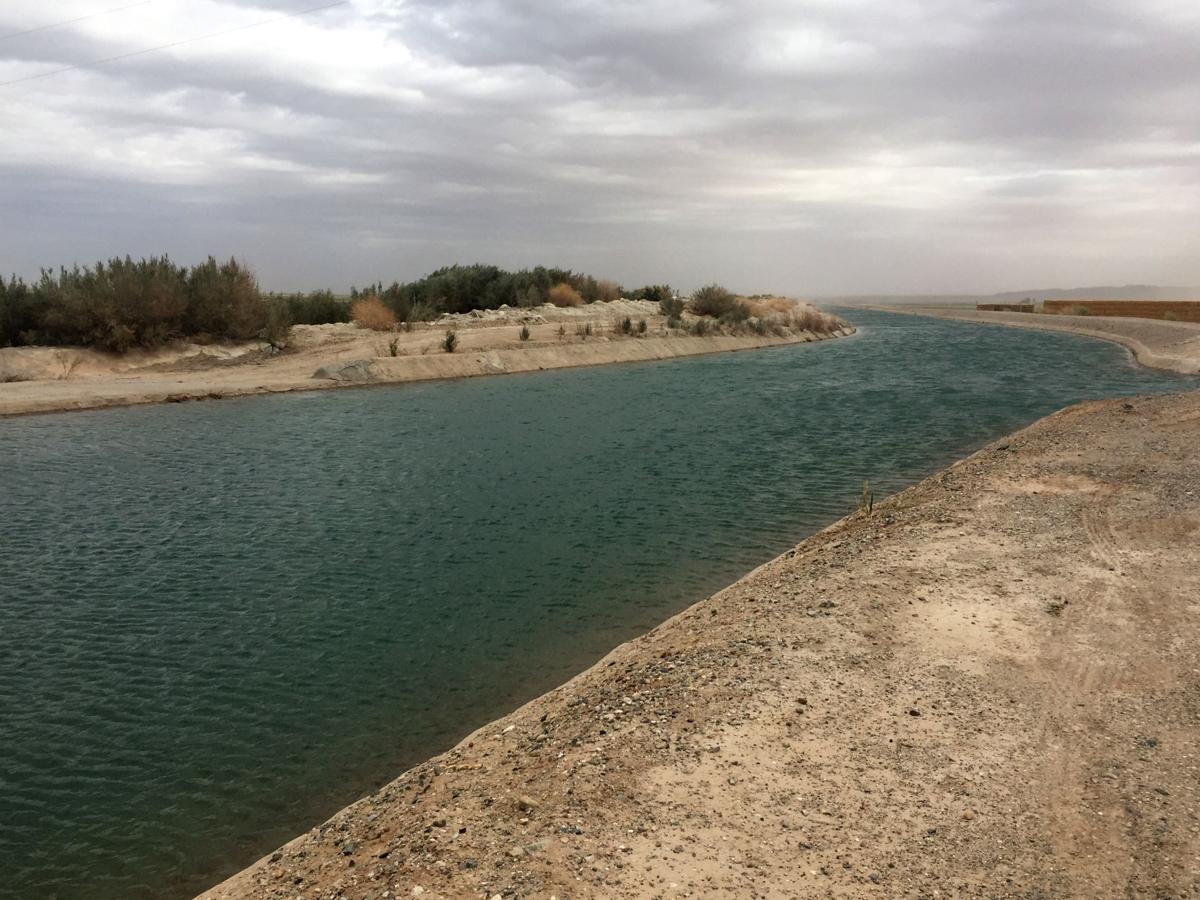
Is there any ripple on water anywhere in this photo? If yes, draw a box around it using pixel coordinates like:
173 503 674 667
0 309 1192 899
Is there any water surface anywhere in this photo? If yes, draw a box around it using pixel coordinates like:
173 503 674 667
0 309 1192 899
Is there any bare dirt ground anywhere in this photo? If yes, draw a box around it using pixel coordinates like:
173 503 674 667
0 301 851 417
877 306 1200 375
200 389 1200 900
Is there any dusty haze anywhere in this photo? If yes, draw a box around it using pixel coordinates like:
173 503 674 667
1 0 1198 294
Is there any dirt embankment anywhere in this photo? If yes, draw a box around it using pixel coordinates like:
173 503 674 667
200 389 1200 899
877 306 1200 375
0 301 853 418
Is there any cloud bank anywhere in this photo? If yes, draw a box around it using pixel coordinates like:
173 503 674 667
1 0 1197 293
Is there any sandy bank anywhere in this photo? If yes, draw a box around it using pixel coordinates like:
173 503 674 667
876 305 1200 375
0 306 853 418
200 389 1200 899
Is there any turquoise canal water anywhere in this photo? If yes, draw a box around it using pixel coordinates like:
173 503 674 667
0 309 1193 898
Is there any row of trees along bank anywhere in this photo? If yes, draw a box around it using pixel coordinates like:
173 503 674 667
0 257 675 351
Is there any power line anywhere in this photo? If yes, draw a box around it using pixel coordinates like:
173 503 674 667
0 1 157 42
0 0 350 88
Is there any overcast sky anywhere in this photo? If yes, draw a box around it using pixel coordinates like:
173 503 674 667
1 0 1198 294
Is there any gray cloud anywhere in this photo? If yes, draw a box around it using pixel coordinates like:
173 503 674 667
1 0 1197 293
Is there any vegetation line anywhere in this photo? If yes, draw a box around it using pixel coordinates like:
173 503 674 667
1 255 846 354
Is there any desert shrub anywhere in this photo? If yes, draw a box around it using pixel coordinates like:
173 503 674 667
259 297 293 349
185 257 265 340
780 307 841 334
690 283 744 319
518 285 543 308
372 263 580 317
743 296 795 318
659 295 685 321
637 319 647 334
388 336 400 356
628 284 674 304
792 309 814 331
441 329 458 353
595 279 622 303
2 256 285 350
620 316 633 334
1164 311 1179 321
352 265 634 319
557 324 566 340
404 300 437 323
518 324 531 341
689 317 712 337
578 277 600 304
38 256 191 351
548 283 583 308
278 290 350 325
0 275 47 347
351 296 397 331
719 303 750 325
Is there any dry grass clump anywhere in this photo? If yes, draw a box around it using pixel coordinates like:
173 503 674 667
786 307 842 334
548 283 584 307
742 296 797 318
351 296 397 331
595 279 622 303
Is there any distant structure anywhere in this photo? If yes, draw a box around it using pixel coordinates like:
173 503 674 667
1041 300 1200 322
976 302 1035 313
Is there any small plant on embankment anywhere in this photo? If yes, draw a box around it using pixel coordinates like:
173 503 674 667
690 284 746 320
659 294 684 323
637 319 647 334
387 336 399 357
859 480 874 514
518 324 531 341
441 329 458 353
